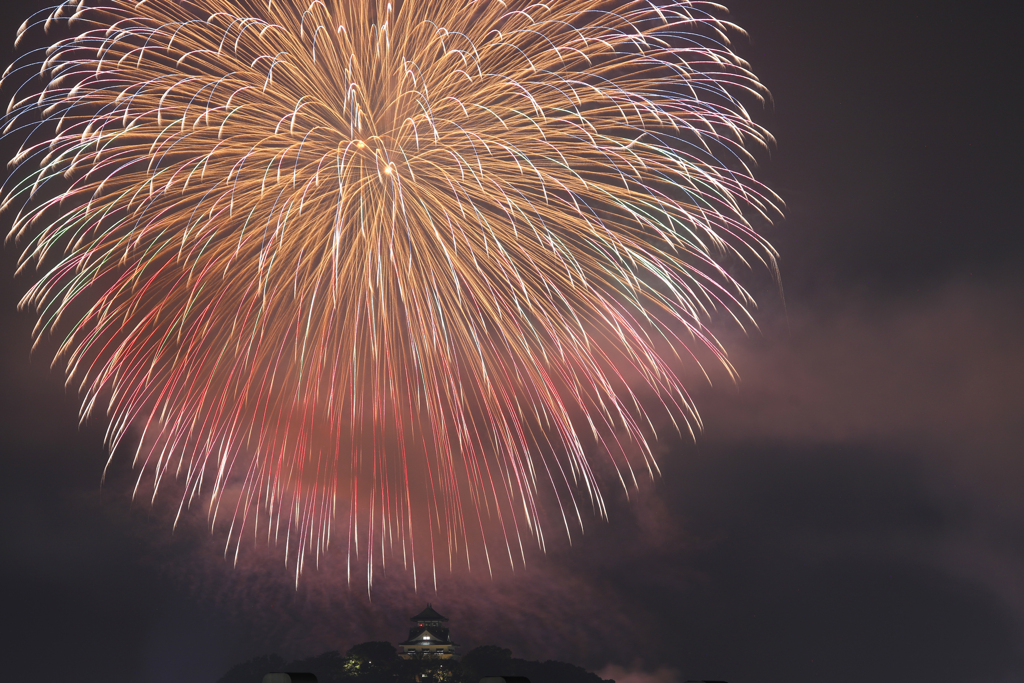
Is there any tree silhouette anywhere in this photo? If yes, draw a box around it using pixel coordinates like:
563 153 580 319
216 643 613 683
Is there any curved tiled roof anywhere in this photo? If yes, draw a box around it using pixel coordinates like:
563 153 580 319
410 604 448 622
399 626 454 646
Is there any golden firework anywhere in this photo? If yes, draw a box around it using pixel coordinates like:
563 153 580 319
3 0 779 587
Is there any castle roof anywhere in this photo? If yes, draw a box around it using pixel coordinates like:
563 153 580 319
399 626 454 646
411 605 448 622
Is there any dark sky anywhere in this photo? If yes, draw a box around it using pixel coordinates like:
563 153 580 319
2 1 1022 682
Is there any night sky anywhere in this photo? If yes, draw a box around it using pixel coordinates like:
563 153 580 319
2 0 1022 682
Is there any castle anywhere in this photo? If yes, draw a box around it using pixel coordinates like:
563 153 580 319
397 605 457 659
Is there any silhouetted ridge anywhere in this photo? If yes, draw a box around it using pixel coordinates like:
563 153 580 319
216 643 613 683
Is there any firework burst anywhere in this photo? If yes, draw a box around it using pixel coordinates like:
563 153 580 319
3 0 779 587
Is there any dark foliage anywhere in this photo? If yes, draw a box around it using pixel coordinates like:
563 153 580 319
216 644 613 683
218 654 287 683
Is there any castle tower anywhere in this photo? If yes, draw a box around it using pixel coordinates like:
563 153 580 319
398 605 458 659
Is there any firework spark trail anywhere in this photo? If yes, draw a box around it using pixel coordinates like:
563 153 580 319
3 0 779 588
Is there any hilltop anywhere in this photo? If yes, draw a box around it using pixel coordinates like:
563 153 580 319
217 642 614 683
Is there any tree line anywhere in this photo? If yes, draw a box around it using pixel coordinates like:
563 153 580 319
217 642 614 683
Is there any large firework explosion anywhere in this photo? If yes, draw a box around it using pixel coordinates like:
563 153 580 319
3 0 778 587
